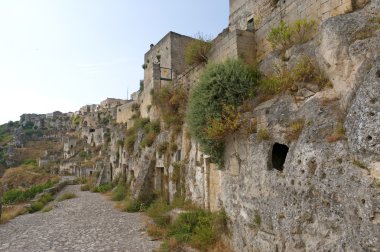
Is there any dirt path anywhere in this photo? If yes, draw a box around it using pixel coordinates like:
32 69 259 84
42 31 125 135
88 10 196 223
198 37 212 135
0 185 160 252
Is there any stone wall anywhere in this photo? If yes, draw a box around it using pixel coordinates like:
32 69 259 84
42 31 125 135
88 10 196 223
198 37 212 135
229 0 355 59
208 29 256 65
116 102 135 126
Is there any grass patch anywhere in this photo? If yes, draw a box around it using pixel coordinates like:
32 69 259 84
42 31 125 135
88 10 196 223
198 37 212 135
2 179 59 205
91 183 113 193
111 181 128 201
257 128 271 141
286 119 305 141
80 184 90 191
267 19 316 52
0 204 27 224
166 209 228 251
258 55 331 96
28 193 53 213
147 222 166 239
58 192 77 202
146 198 227 251
0 164 58 190
116 198 142 212
267 20 294 51
147 198 173 227
152 85 188 132
41 205 54 212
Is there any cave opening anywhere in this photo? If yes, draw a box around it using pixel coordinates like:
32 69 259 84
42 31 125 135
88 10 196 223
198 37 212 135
271 143 289 171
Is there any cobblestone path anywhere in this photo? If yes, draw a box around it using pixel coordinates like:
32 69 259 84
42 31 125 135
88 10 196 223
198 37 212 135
0 185 160 252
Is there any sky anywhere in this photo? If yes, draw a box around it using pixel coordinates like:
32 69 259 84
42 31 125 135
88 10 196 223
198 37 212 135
0 0 228 124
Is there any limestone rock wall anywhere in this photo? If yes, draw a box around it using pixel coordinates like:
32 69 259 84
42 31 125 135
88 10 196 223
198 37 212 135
229 0 366 60
46 1 380 251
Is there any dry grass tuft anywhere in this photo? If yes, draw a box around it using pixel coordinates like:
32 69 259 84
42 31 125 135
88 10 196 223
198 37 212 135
146 223 166 239
257 128 271 141
326 122 346 143
58 192 77 202
0 165 57 190
286 119 305 141
0 204 27 224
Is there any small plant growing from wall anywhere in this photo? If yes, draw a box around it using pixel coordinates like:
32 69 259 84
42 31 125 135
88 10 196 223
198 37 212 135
286 119 305 141
184 34 212 65
257 128 271 141
187 59 259 166
152 85 188 131
258 54 331 96
267 20 294 51
293 19 316 44
267 19 317 52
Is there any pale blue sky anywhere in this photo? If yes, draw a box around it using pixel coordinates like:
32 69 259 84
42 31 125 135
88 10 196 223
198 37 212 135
0 0 228 124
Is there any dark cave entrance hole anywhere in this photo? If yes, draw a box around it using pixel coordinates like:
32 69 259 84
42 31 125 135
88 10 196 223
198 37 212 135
271 143 289 171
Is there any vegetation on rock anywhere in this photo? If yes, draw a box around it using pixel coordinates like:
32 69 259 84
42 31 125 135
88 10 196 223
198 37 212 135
58 192 77 202
187 59 259 165
184 35 212 65
268 19 316 51
2 179 59 205
152 85 188 134
258 55 331 95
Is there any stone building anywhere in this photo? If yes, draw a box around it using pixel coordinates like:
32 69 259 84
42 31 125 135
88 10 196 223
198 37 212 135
79 104 98 115
63 137 77 159
99 98 127 110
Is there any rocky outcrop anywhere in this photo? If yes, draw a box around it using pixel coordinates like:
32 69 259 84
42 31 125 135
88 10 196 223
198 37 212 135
319 0 380 108
218 2 380 251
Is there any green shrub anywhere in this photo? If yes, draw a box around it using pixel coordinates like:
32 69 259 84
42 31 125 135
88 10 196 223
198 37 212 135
204 105 241 142
184 36 212 65
125 198 144 212
91 183 113 193
28 201 44 213
268 19 316 51
157 142 169 156
267 20 294 51
187 59 259 166
112 181 128 201
125 130 137 153
124 118 160 151
167 209 227 250
140 132 157 148
140 120 160 148
58 192 77 202
28 193 53 213
293 19 316 44
258 76 283 94
2 179 59 204
147 198 172 227
22 159 37 166
292 55 331 87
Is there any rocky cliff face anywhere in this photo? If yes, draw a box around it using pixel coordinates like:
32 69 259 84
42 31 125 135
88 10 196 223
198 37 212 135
219 2 380 251
1 1 379 251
